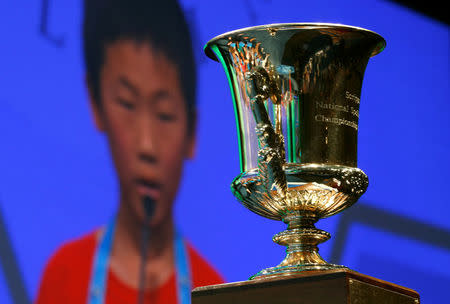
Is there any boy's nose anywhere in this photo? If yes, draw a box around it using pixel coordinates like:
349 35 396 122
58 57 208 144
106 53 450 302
136 116 157 164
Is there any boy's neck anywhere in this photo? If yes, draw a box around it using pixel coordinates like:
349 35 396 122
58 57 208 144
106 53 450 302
109 200 175 290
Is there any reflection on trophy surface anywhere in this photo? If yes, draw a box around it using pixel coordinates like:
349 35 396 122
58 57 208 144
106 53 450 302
205 23 386 280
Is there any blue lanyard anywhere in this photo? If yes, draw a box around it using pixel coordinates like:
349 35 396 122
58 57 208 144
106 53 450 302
87 220 191 304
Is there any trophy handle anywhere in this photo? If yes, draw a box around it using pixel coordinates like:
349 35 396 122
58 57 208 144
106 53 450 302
245 67 339 279
245 67 287 198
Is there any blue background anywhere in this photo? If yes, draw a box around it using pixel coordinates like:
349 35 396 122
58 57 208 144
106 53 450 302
0 0 448 303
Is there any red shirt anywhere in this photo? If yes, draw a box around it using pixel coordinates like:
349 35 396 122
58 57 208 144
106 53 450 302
35 231 224 304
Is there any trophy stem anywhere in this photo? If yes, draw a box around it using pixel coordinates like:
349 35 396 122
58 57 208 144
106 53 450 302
250 212 346 280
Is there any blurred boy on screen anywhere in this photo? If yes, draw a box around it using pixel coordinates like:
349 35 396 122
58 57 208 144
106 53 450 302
35 1 223 303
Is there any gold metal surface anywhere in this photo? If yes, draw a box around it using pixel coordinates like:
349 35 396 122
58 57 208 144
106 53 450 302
205 23 385 279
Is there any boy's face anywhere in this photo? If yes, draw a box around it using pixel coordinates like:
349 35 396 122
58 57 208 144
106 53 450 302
89 40 195 227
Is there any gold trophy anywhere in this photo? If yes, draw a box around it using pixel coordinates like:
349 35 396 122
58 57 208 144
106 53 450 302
205 23 386 280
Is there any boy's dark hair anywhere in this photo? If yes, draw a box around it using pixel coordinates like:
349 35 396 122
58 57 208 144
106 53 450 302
83 0 196 132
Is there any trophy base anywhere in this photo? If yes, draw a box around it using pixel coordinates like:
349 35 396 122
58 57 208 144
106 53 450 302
192 269 420 304
251 263 347 280
251 215 343 280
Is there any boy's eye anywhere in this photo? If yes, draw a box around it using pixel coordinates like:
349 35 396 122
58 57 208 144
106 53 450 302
117 98 135 110
157 112 176 122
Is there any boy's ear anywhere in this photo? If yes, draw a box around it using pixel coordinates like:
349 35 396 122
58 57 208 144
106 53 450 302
85 74 105 132
186 110 197 160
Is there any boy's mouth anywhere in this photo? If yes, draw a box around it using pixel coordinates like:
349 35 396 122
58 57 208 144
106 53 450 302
135 178 161 200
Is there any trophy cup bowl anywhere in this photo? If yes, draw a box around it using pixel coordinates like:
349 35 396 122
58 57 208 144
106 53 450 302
205 23 385 280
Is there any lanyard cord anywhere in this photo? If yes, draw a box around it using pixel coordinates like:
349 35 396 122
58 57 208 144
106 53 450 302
87 219 191 304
